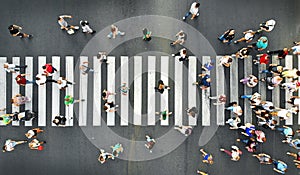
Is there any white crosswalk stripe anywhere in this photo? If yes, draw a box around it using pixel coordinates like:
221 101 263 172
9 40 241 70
12 57 20 126
25 56 33 126
1 55 300 127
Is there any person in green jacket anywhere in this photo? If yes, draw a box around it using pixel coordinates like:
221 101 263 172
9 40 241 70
64 95 84 107
0 114 13 125
156 110 172 120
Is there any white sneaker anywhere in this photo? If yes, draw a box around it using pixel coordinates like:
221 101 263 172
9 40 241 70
74 26 79 30
120 32 125 36
171 54 175 57
107 35 112 39
182 17 186 20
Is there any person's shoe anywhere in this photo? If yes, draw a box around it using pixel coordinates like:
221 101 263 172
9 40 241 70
81 99 85 102
74 26 79 30
182 17 186 20
107 35 112 39
236 139 240 142
192 82 197 85
286 152 291 155
115 105 119 108
120 32 125 36
28 35 33 38
234 41 238 44
171 54 175 57
220 148 224 151
170 42 174 46
200 148 204 152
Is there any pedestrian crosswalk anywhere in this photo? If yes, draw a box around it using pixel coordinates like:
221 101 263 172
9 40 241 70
1 55 300 127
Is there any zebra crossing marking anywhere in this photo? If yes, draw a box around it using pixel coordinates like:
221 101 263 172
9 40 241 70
93 56 101 126
134 56 142 126
38 56 46 126
79 56 88 126
107 56 116 126
188 56 197 126
147 56 156 126
12 57 20 126
202 56 211 126
0 57 6 126
285 55 293 125
25 56 33 126
216 56 225 125
120 56 129 126
174 56 183 126
51 56 60 126
298 55 300 125
244 56 253 124
272 55 280 125
160 56 169 126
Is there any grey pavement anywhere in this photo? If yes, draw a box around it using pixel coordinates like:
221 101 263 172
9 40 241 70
0 0 300 175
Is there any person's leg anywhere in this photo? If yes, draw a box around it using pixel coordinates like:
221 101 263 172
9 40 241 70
66 81 74 85
46 79 57 83
26 80 35 84
117 31 125 36
218 34 225 41
107 32 113 38
241 95 252 99
15 65 27 69
240 77 250 84
223 149 232 157
183 12 191 20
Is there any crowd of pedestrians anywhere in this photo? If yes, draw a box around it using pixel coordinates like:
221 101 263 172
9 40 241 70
2 1 300 174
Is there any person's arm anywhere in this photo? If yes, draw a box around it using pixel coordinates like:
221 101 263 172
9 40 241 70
13 25 22 30
273 168 284 174
59 15 72 18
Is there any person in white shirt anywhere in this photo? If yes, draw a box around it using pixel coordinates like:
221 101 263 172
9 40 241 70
57 15 79 34
80 20 96 34
56 77 75 90
183 2 200 20
2 139 27 152
171 48 189 61
3 63 27 73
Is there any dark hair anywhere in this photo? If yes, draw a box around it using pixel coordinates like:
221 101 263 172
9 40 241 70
2 146 6 152
42 66 46 69
237 123 242 127
228 57 233 62
229 102 237 106
182 50 187 54
80 21 86 26
195 3 200 7
8 25 13 30
102 92 106 98
58 17 61 21
10 99 14 104
269 106 275 110
0 117 3 121
296 71 300 76
103 105 108 111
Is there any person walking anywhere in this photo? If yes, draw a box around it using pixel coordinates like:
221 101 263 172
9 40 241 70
35 73 57 86
57 15 79 34
119 82 130 96
267 48 289 59
239 75 258 88
186 107 198 118
154 80 170 94
64 95 84 107
272 159 288 174
226 102 243 116
218 29 235 44
56 77 75 90
208 94 227 105
182 2 200 21
52 115 68 126
28 139 46 150
3 63 27 73
252 153 273 164
174 125 193 136
142 28 152 41
192 73 211 90
42 63 58 76
235 47 251 59
15 74 35 86
98 149 114 164
79 61 94 75
103 101 118 112
107 25 125 39
11 94 31 106
219 55 233 67
25 128 44 139
220 145 242 161
80 20 96 34
258 19 276 32
253 54 270 65
156 110 172 120
97 52 108 64
170 30 186 46
172 48 189 62
234 29 257 44
0 114 13 125
8 24 32 38
111 143 124 158
3 139 27 152
248 36 268 51
145 135 156 153
102 89 116 101
200 149 214 164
